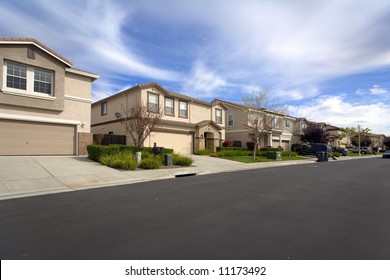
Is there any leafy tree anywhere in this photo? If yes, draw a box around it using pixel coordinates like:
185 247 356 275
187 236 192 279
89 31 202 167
351 127 371 147
242 89 288 160
121 101 163 151
301 123 330 144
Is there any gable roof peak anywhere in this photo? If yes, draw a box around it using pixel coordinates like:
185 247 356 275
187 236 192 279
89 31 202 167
0 37 73 66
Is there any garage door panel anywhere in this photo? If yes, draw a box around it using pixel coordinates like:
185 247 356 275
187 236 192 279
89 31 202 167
149 132 192 154
0 120 76 155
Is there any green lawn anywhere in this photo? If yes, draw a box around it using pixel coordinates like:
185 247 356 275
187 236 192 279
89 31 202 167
347 152 375 157
221 155 310 163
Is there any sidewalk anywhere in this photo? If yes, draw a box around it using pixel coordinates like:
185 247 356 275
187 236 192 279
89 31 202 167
0 154 379 200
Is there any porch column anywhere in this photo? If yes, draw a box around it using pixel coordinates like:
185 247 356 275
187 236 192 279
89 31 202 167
268 132 272 147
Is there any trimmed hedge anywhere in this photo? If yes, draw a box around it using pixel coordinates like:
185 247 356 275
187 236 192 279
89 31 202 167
87 144 174 162
194 149 211 155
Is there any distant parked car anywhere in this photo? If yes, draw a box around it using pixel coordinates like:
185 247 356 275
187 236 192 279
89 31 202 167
351 147 371 154
383 150 390 159
296 143 332 156
332 147 348 156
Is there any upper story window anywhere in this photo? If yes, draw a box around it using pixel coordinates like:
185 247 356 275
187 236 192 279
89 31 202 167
6 62 27 90
215 109 222 124
3 61 54 97
148 93 159 112
228 114 234 126
179 100 188 118
101 102 107 115
285 119 290 128
34 68 52 95
165 97 174 116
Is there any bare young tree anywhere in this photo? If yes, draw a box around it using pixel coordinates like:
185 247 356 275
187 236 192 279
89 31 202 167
121 101 163 151
242 89 288 160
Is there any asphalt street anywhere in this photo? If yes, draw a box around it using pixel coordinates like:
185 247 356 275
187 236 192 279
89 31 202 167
0 158 389 260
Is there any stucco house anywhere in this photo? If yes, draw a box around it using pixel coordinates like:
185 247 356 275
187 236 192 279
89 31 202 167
217 99 296 150
0 38 99 155
91 82 226 154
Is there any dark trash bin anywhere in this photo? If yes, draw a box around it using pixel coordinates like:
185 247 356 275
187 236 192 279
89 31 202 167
316 151 324 162
316 151 328 162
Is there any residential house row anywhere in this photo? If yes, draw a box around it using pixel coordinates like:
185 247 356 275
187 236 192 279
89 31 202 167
0 38 386 156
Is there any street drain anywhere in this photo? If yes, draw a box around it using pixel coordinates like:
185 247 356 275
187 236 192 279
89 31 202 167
175 172 197 178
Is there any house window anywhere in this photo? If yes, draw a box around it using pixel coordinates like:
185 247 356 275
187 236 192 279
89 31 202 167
215 109 222 124
165 97 174 116
101 102 107 115
285 119 290 128
6 62 27 90
34 68 52 95
179 100 188 118
4 61 54 97
148 93 159 112
228 114 234 126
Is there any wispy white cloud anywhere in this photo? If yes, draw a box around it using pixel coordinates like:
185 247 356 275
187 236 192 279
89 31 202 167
369 85 388 95
182 60 226 97
291 95 390 135
356 85 389 96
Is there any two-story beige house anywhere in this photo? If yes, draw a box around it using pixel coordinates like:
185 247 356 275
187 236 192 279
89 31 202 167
91 83 226 154
218 100 296 150
0 38 99 155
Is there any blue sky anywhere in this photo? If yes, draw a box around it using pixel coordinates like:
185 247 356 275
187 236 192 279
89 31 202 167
1 0 390 135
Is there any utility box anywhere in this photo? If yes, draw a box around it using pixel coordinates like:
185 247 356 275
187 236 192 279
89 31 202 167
267 151 282 160
164 154 173 166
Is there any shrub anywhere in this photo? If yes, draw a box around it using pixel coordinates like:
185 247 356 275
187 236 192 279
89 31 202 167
99 152 137 170
172 154 193 166
216 147 245 152
139 157 161 169
259 147 283 152
222 140 234 147
87 144 174 162
246 141 258 150
87 144 121 161
195 149 211 155
332 152 341 157
217 149 251 157
282 151 297 157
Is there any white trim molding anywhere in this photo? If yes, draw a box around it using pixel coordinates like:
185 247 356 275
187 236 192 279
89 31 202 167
0 113 81 126
64 95 92 104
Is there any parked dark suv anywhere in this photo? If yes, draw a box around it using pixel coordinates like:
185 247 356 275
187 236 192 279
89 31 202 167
296 143 332 156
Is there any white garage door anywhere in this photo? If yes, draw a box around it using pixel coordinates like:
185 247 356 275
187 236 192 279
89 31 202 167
0 119 76 155
148 132 193 154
